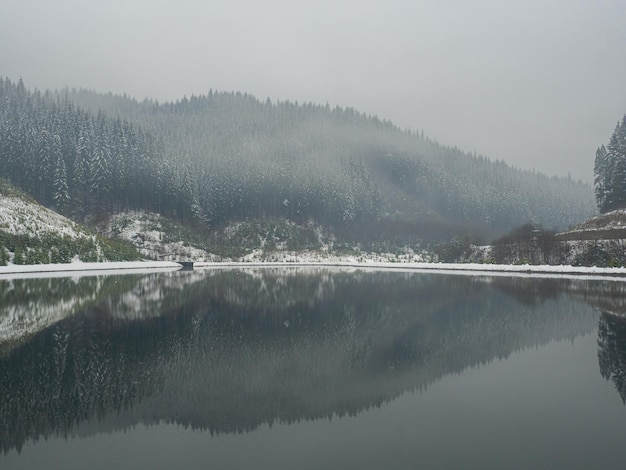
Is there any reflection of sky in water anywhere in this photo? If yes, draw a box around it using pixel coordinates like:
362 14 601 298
2 270 626 469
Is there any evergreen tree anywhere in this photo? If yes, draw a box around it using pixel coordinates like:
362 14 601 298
89 113 112 214
0 76 599 242
595 116 626 213
53 153 70 212
594 145 609 212
73 122 92 219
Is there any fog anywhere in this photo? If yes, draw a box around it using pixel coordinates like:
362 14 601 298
1 0 625 182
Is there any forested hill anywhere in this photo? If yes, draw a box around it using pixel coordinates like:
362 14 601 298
0 77 595 248
58 85 596 238
0 78 194 224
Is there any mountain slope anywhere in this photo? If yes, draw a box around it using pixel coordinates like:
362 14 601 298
0 77 597 250
557 209 626 241
0 181 139 265
61 86 596 239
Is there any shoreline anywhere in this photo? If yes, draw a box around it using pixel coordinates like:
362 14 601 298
193 261 626 281
194 260 626 276
2 259 626 281
0 261 183 280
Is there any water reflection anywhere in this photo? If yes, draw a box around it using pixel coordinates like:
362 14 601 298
598 313 626 403
0 268 619 454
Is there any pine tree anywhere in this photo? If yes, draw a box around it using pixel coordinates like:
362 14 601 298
53 153 70 212
89 113 112 215
73 121 92 219
37 129 53 204
178 165 198 225
594 145 609 212
595 116 626 213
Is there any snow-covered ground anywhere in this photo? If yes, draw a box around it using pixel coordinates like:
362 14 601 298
0 192 86 239
102 211 219 261
2 197 625 281
0 261 183 280
193 260 626 280
558 208 626 237
0 190 137 264
237 248 430 264
2 257 626 281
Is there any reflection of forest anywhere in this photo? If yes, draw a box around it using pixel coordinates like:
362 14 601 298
0 269 601 454
0 275 122 353
568 281 626 317
0 270 209 355
561 279 626 405
598 313 626 403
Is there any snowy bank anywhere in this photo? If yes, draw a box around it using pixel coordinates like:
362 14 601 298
0 261 182 280
3 259 626 281
194 261 626 279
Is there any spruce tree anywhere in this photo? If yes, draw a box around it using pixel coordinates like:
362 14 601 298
53 153 70 212
594 145 609 212
89 114 112 215
595 116 626 213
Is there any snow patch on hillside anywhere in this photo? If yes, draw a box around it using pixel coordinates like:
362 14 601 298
102 211 220 262
194 260 626 280
238 248 432 264
558 209 626 236
0 193 88 239
0 261 182 278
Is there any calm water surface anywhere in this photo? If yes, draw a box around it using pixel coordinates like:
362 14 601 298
1 268 626 469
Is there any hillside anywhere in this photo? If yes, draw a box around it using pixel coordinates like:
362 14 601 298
0 181 139 265
446 210 626 267
0 77 597 252
62 86 596 240
0 179 422 264
556 209 626 241
554 210 626 266
100 211 218 261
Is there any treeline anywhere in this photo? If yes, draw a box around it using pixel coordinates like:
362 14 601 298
440 221 626 267
62 86 596 238
1 77 597 245
0 78 200 224
594 115 626 213
598 313 626 404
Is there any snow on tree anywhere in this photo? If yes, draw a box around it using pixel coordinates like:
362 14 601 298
53 152 70 212
594 145 609 212
89 113 113 213
595 116 626 213
0 76 599 243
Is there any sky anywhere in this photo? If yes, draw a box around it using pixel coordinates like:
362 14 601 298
1 0 625 183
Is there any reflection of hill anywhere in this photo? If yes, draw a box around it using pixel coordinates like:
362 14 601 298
562 278 626 404
0 270 209 356
598 313 626 403
567 281 626 318
0 275 131 355
0 269 599 454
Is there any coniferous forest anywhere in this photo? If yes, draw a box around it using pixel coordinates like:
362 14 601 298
0 77 596 250
594 115 626 213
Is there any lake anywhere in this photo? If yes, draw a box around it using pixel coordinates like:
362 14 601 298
1 267 626 469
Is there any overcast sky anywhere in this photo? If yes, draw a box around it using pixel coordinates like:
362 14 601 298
1 0 625 182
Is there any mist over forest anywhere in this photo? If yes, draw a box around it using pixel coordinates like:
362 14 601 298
0 77 596 250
